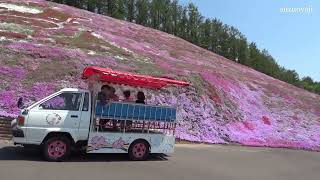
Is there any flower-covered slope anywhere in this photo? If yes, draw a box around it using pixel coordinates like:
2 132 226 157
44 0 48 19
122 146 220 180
0 0 319 150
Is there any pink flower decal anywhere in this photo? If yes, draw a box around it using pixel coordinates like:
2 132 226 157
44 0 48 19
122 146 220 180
112 138 126 149
46 113 62 125
90 136 108 149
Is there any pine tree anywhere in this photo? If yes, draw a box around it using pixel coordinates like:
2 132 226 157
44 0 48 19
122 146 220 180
237 35 248 64
127 0 135 22
135 0 149 25
199 18 211 49
149 0 159 29
177 6 188 39
161 0 173 33
171 0 181 36
187 2 202 44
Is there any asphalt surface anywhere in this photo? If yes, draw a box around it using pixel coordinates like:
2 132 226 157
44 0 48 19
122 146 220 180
0 141 319 180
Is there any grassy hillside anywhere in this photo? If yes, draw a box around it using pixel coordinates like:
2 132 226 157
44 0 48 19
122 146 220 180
0 0 319 150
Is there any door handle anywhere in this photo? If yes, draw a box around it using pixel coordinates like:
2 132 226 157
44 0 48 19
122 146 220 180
71 115 78 118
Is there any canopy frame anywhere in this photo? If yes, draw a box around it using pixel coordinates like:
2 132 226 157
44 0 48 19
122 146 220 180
82 66 190 90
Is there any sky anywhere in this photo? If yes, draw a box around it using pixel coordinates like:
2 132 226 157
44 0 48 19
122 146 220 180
180 0 320 81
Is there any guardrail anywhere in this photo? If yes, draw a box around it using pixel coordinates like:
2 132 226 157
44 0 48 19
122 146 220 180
0 117 12 140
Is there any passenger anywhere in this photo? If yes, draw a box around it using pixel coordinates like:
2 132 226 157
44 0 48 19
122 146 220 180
98 85 112 104
110 86 119 101
123 90 133 102
135 91 146 104
97 85 116 131
108 86 119 129
122 90 133 131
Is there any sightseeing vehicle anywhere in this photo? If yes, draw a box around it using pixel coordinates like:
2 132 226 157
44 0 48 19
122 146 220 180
12 66 190 161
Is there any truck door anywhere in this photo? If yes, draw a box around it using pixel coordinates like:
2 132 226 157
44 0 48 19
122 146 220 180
78 92 91 140
26 92 82 144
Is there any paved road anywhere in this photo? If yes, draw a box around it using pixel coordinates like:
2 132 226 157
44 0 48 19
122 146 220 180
0 141 319 180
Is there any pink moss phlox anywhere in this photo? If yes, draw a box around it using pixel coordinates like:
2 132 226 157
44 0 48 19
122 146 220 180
262 116 271 125
243 121 255 130
6 42 87 59
0 65 26 79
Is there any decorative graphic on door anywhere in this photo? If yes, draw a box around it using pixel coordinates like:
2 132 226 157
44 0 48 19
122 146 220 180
46 113 62 125
87 136 129 152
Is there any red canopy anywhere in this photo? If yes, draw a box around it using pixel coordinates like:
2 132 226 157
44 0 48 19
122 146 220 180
82 66 190 89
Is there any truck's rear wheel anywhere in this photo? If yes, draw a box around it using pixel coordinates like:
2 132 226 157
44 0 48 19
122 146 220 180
128 140 150 161
43 136 71 162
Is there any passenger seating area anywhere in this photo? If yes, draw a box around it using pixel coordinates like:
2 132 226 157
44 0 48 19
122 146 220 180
95 101 177 122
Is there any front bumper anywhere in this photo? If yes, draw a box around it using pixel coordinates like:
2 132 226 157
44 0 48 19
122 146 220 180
11 119 27 144
12 128 24 138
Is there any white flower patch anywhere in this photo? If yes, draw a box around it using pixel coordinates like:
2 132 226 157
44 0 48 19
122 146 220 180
66 18 73 23
0 36 7 41
91 32 104 39
18 40 28 43
0 3 43 14
49 17 59 21
114 55 125 60
88 50 96 55
45 38 56 43
122 47 133 53
107 40 134 54
0 22 33 35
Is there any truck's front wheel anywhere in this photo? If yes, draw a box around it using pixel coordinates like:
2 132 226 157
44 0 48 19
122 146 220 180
42 136 71 162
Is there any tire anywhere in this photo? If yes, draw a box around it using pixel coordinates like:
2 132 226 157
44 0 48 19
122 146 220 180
128 140 150 161
42 136 71 162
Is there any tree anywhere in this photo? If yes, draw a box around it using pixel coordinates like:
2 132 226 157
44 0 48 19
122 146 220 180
227 26 241 61
301 76 315 91
198 18 211 49
210 18 223 54
187 2 202 44
160 0 173 33
248 42 259 68
171 0 181 36
150 0 161 29
237 35 248 64
314 83 320 94
127 0 135 22
177 6 188 39
113 0 127 19
135 0 149 25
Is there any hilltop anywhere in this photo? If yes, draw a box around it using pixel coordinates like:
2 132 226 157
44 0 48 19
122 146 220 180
0 0 319 150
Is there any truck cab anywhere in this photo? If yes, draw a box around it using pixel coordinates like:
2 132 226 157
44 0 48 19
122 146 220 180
13 88 91 146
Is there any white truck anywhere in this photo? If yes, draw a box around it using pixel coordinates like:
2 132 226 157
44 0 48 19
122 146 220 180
12 66 189 161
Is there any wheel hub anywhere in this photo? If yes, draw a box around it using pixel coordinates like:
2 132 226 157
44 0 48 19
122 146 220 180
47 140 66 159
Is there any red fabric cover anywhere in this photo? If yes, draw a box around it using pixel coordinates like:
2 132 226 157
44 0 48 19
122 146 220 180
82 66 190 89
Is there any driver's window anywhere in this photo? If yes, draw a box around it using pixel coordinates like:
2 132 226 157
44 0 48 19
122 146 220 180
40 92 82 111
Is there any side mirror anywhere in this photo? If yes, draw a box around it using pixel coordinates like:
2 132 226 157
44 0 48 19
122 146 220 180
38 104 44 109
17 97 24 109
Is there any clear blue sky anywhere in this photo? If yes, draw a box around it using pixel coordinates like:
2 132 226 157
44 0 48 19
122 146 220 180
180 0 320 81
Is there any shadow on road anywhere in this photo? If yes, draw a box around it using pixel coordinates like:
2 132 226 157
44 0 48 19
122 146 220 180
0 145 169 162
